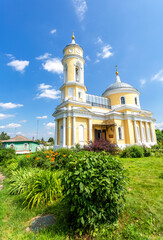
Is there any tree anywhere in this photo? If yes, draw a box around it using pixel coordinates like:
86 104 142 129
48 137 54 144
0 131 10 140
155 129 163 143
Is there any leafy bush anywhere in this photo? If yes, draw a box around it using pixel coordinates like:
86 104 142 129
52 148 76 169
142 146 151 157
120 145 144 158
8 168 37 195
0 148 16 163
22 170 62 209
62 151 127 234
83 139 119 155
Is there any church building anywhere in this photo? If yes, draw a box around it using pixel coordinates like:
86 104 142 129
53 33 157 149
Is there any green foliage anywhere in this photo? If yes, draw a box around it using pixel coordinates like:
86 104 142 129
53 148 76 169
0 148 16 163
151 143 163 157
120 145 144 158
22 170 62 209
155 129 163 143
48 137 54 144
7 168 37 195
0 131 10 140
142 146 151 157
62 151 127 234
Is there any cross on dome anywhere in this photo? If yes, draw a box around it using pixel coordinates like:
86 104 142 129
115 65 121 83
72 31 75 44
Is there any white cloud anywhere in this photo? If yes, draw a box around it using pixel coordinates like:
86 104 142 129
95 37 113 62
7 60 29 73
39 83 52 90
97 37 103 44
50 29 57 34
36 116 48 119
45 122 55 129
152 69 163 82
36 53 52 60
0 123 22 129
42 58 63 74
16 131 22 135
0 113 14 120
85 55 90 61
19 120 27 123
140 79 146 87
97 44 113 59
36 83 60 100
155 122 163 130
6 53 15 60
0 102 23 109
72 0 88 21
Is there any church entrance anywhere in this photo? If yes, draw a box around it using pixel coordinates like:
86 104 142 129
95 129 106 140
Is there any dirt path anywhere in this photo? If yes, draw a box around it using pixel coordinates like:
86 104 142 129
0 172 6 191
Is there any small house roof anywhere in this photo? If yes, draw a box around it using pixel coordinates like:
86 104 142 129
2 135 34 143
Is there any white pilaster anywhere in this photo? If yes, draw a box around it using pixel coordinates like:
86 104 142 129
63 117 66 147
145 122 151 143
140 121 145 143
73 116 76 145
150 122 155 143
55 119 58 146
134 120 138 143
89 118 92 142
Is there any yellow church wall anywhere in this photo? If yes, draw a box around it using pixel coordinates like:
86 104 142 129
75 117 89 144
108 92 139 106
58 119 63 145
114 119 126 145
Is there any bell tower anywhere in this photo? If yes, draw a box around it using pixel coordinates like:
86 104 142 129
60 32 87 102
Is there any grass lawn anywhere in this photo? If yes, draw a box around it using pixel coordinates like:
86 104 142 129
0 156 163 239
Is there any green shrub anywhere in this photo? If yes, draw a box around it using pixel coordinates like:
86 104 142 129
0 148 16 163
120 145 144 158
53 148 77 169
62 151 127 234
8 168 37 195
22 170 62 209
143 146 151 157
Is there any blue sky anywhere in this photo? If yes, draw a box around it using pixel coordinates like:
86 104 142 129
0 0 163 140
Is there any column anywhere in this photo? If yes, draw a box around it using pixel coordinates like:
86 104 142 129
63 117 66 147
145 122 150 143
140 121 145 143
89 118 92 142
134 120 138 143
55 119 58 146
73 116 76 145
150 122 155 143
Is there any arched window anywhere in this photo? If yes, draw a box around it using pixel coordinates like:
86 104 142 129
75 61 82 83
60 125 63 144
79 124 84 145
24 143 28 150
78 89 82 99
10 144 14 149
75 66 79 82
135 97 138 105
62 89 65 100
118 127 123 140
64 64 68 83
68 88 74 98
121 96 125 104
